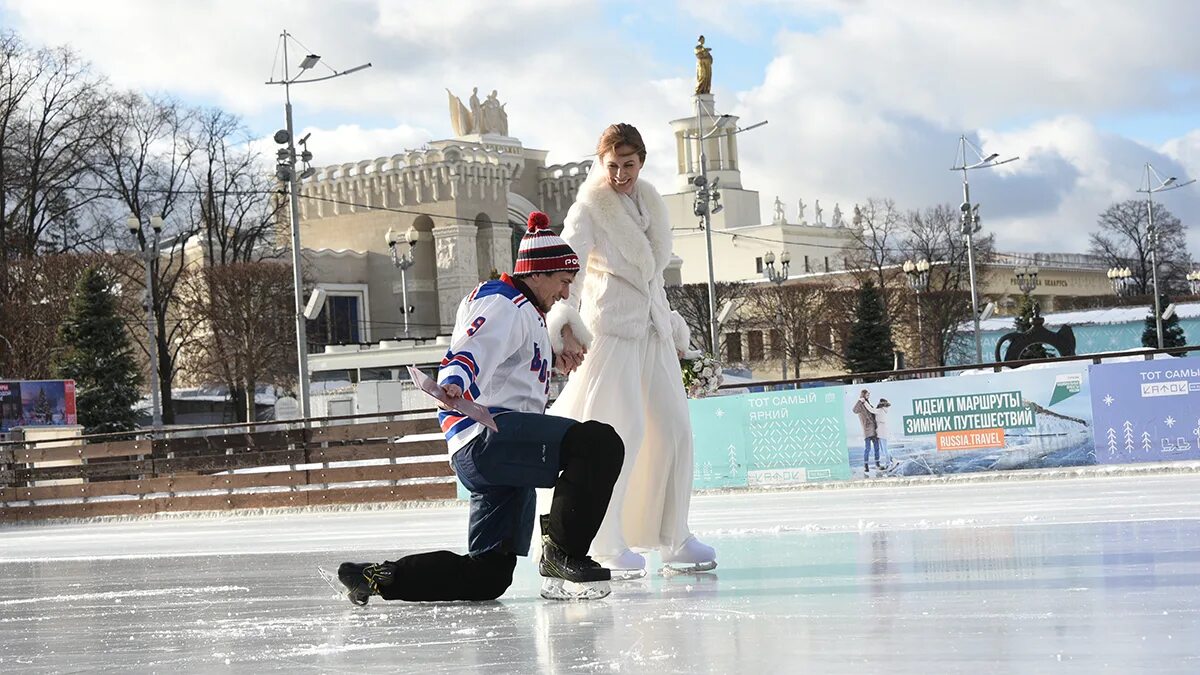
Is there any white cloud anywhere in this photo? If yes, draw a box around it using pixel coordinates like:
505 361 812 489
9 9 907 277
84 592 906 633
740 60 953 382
5 0 1200 256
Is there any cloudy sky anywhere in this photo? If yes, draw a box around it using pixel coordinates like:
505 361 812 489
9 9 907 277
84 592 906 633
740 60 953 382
4 0 1200 255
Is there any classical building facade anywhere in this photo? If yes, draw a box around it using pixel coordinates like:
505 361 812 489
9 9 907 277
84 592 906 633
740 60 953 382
295 91 589 349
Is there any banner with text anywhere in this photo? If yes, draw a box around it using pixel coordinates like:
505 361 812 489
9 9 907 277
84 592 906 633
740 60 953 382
842 364 1095 479
0 380 78 433
1089 357 1200 464
690 388 850 489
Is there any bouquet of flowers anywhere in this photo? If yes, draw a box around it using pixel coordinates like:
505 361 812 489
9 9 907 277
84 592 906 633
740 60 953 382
680 351 724 399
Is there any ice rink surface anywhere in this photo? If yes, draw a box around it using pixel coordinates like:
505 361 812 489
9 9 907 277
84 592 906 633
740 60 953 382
2 472 1199 674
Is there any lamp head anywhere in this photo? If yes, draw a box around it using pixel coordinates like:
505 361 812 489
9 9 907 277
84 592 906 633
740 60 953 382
780 250 791 266
150 215 163 233
763 250 775 266
126 214 140 234
903 260 915 273
984 153 999 163
405 226 419 246
384 227 397 247
299 54 321 70
1163 177 1177 188
917 259 930 272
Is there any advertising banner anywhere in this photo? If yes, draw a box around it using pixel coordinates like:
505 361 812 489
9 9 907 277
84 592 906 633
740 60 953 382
842 364 1095 478
691 387 850 489
1089 357 1200 464
0 380 78 433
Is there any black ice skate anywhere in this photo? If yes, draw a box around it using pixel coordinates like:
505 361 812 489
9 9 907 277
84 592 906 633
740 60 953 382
538 535 611 601
327 561 393 606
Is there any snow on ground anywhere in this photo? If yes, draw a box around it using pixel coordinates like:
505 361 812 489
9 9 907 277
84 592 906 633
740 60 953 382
2 472 1199 673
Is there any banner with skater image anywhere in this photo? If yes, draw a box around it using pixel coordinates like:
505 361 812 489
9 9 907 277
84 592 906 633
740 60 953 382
690 387 850 489
1089 356 1200 464
0 380 78 433
843 364 1095 479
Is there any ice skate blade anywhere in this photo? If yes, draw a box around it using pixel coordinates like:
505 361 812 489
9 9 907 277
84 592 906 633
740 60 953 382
659 561 717 577
317 565 367 606
610 568 648 582
540 577 611 601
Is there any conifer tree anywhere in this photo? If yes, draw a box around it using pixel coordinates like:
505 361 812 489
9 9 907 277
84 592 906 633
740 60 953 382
53 267 143 434
1013 294 1048 359
1141 294 1186 349
844 280 896 374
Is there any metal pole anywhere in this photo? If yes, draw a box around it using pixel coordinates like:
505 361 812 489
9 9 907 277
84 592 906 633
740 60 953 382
962 174 983 363
915 294 923 369
400 263 410 336
697 96 719 357
1147 190 1164 348
282 34 312 419
144 230 162 429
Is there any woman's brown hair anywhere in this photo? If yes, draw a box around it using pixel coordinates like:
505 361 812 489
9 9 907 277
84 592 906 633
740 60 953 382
596 123 646 163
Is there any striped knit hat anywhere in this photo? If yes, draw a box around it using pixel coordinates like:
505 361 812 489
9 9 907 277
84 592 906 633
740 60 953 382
514 212 580 275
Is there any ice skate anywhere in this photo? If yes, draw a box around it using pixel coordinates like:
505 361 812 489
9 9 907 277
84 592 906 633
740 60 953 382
596 549 648 581
659 536 717 575
539 535 611 601
331 561 393 606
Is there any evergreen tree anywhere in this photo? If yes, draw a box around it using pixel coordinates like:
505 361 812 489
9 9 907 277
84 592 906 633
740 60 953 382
1141 294 1187 349
1013 294 1048 359
53 267 143 434
32 389 54 423
844 280 896 374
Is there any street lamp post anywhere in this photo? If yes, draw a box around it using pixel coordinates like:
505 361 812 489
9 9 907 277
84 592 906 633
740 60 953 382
266 30 371 420
688 101 767 357
1107 266 1133 297
903 259 931 366
1136 162 1196 349
1188 270 1200 297
1015 265 1039 296
951 135 1018 363
762 250 791 379
385 226 419 336
126 213 164 429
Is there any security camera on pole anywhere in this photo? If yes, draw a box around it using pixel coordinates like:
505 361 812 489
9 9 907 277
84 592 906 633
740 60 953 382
951 135 1018 363
266 30 370 420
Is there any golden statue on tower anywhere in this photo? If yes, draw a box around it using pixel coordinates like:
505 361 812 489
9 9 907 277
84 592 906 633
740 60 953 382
694 35 712 95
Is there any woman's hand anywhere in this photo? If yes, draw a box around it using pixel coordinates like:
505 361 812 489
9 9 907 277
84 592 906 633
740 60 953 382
557 324 587 374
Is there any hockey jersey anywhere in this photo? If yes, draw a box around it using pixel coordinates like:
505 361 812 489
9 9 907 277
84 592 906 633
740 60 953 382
437 274 553 454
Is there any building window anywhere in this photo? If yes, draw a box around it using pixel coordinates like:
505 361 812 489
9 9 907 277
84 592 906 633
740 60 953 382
824 256 830 272
769 329 783 357
725 332 743 362
747 331 764 361
755 257 763 274
803 255 810 273
307 294 362 347
796 325 810 356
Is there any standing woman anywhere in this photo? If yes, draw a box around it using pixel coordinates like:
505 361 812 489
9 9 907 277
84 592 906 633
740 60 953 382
545 123 716 576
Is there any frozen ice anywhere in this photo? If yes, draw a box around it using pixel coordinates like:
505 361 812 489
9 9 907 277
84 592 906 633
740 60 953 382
2 472 1199 673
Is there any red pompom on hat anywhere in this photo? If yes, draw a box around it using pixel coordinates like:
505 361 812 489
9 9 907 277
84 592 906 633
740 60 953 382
514 211 580 275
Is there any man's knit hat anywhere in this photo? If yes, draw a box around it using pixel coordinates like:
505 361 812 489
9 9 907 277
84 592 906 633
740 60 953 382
514 212 580 275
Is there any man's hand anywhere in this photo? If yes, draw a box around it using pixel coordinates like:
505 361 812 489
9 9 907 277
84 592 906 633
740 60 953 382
557 324 587 374
438 383 463 409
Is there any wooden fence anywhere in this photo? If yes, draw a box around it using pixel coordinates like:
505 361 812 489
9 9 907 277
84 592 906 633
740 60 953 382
0 412 455 523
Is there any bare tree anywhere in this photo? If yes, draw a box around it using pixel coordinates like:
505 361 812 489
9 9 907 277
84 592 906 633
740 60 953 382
741 282 840 377
665 281 749 357
0 253 111 379
843 198 903 291
180 262 296 422
1089 199 1192 296
94 92 199 424
187 108 285 265
0 33 111 275
899 204 995 366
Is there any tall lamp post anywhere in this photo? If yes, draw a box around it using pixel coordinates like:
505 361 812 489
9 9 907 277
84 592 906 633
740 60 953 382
1015 265 1039 296
1187 270 1200 297
1107 266 1134 297
266 30 370 419
1136 162 1195 349
903 259 931 366
126 213 164 429
689 104 767 356
951 135 1019 363
385 226 419 336
762 250 791 379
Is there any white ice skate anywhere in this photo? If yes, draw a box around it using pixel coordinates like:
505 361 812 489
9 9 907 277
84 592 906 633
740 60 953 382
659 536 717 576
596 549 648 581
